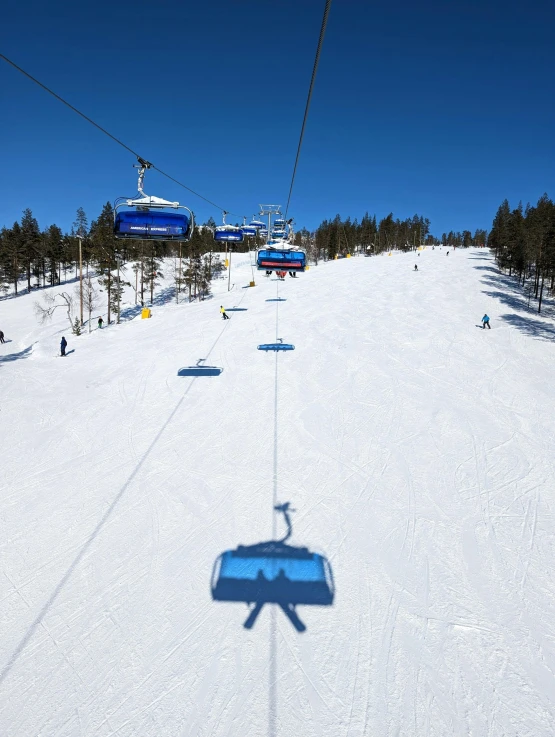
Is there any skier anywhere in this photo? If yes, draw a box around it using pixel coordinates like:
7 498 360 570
0 330 5 344
482 314 491 329
414 264 418 271
220 305 230 320
98 316 103 329
446 251 450 256
60 336 67 356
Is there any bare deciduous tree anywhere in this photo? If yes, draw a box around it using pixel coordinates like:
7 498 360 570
34 291 75 331
75 277 100 333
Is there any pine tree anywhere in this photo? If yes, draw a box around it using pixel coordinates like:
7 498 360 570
90 202 119 324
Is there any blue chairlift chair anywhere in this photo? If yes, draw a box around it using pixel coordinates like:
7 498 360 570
114 158 193 241
214 211 244 243
256 247 307 273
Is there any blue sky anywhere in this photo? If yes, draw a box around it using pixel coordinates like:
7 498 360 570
1 0 554 237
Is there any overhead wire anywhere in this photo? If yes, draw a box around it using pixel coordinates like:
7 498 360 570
3 0 331 226
0 52 243 217
283 0 332 221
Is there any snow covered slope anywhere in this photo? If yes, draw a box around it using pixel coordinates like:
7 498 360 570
1 248 555 736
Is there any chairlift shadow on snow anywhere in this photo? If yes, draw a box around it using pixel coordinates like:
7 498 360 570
0 344 34 365
178 359 223 377
257 339 295 352
211 503 334 632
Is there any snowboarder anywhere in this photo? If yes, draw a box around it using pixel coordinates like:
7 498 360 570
482 314 491 329
98 317 103 329
414 264 418 271
60 336 67 356
220 306 230 320
0 330 5 344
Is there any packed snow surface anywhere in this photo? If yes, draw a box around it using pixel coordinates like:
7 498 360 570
1 249 555 736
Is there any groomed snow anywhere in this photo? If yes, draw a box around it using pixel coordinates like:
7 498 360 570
1 248 555 736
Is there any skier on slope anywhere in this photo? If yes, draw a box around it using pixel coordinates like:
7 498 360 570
98 316 103 329
220 305 230 320
482 314 491 329
0 330 5 344
414 264 418 271
60 336 67 356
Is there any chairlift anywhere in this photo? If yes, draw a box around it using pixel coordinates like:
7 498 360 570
211 503 334 631
256 247 307 273
249 219 265 229
214 212 244 243
114 159 193 241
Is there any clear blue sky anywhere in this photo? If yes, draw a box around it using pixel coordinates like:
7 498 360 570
1 0 554 237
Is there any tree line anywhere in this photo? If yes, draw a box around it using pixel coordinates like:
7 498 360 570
307 213 487 261
1 202 487 327
0 205 268 327
488 194 555 313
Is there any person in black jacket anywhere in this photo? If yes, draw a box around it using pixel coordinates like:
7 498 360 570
60 336 67 356
0 330 5 344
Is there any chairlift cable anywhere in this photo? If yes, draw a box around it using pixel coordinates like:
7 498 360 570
283 0 332 221
0 52 244 217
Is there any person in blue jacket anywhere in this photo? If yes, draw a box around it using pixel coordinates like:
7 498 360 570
60 336 67 356
482 314 491 329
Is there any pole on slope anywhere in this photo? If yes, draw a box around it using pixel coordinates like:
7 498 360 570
77 235 83 326
228 247 232 291
116 255 121 324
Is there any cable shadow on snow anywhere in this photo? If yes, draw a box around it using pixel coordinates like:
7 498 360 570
0 344 34 366
0 309 240 687
499 313 555 341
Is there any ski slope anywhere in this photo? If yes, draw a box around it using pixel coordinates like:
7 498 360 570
1 248 555 736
